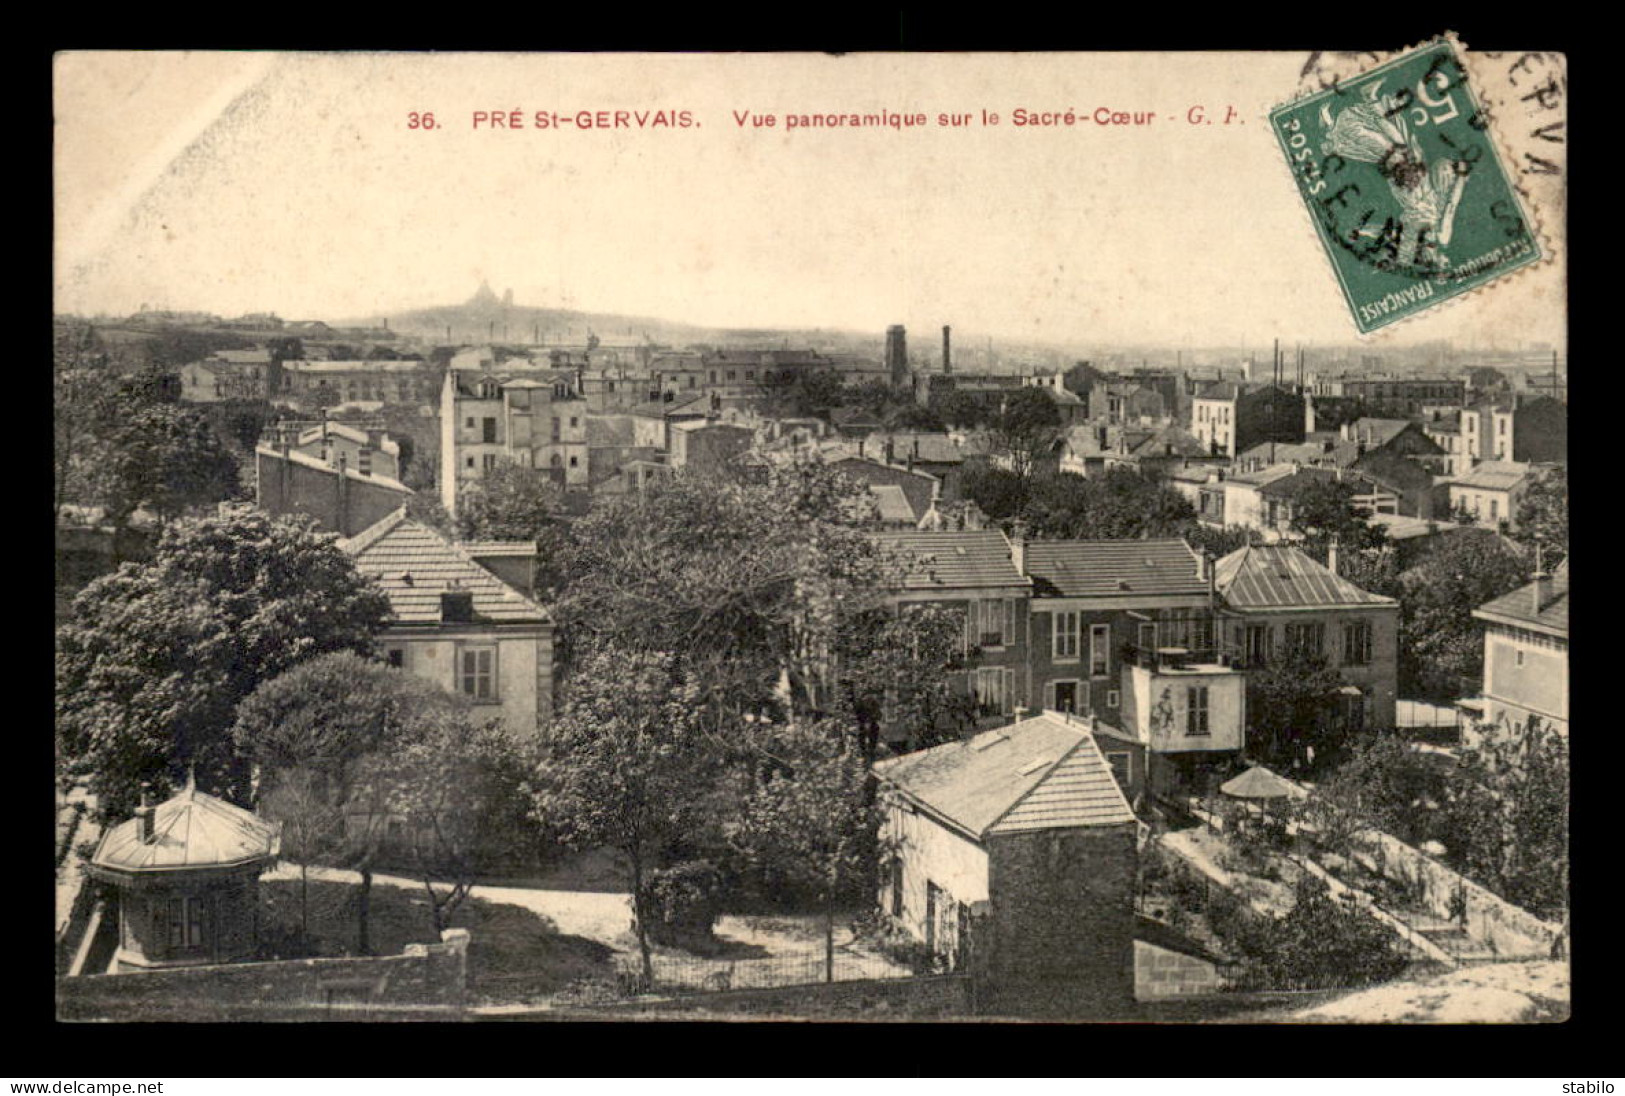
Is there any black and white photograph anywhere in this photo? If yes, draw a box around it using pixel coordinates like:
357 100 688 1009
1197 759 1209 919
52 45 1569 1025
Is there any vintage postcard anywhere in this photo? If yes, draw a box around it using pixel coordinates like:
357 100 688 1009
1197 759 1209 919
54 47 1567 1025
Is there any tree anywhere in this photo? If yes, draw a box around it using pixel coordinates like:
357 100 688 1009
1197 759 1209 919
725 720 879 980
886 402 945 432
1244 651 1349 771
455 462 564 541
987 388 1062 479
232 651 492 953
97 402 242 527
1287 478 1386 551
830 603 976 771
1225 876 1409 990
53 367 123 523
1396 533 1530 700
530 645 734 986
1020 467 1197 540
56 511 391 820
959 462 1029 523
1513 466 1568 568
931 390 989 429
1439 716 1568 918
766 369 846 418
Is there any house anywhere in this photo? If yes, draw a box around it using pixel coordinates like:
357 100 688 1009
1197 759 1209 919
439 366 589 513
669 420 755 472
1461 395 1567 465
178 349 275 403
828 406 886 437
281 360 440 407
1468 565 1568 742
1019 537 1245 798
875 711 1139 1016
875 529 1032 738
265 420 403 482
1191 383 1305 459
85 774 280 973
255 442 414 538
1213 544 1399 733
340 510 555 735
829 457 941 525
1310 374 1465 417
1448 461 1535 531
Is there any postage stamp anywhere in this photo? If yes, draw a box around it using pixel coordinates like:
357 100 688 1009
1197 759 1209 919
1271 39 1544 334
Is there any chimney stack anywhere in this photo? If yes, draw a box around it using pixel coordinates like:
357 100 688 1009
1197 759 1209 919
942 326 952 375
1009 519 1028 575
1327 536 1340 577
136 786 155 844
1531 545 1550 613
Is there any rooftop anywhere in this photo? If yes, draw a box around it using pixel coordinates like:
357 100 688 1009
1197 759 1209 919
91 775 280 876
1024 539 1206 599
1452 461 1534 491
340 510 550 624
1214 545 1396 610
875 712 1136 839
1474 572 1569 637
876 529 1027 591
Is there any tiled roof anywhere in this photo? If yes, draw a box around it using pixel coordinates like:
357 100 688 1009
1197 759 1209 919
875 712 1135 838
1452 461 1532 491
1255 467 1379 499
876 433 964 464
340 510 549 624
1227 463 1302 487
1349 418 1415 446
1196 381 1241 400
876 530 1027 591
870 484 917 523
1474 573 1569 636
91 778 279 874
1025 539 1205 599
1127 427 1208 459
1214 545 1395 609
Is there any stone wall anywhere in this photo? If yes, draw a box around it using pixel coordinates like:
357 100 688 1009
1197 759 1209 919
527 974 975 1020
57 928 470 1022
1134 940 1224 1000
256 448 411 538
983 823 1139 1018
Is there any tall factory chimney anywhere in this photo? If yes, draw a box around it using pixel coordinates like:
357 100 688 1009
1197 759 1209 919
886 325 908 388
942 326 952 375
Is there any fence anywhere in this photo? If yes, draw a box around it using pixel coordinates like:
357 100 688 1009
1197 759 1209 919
613 946 911 996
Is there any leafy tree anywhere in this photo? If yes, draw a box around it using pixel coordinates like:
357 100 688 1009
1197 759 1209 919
1335 544 1402 600
1021 467 1197 540
959 462 1029 523
56 511 391 820
53 368 124 523
1225 876 1409 990
1287 478 1386 551
233 651 509 951
1513 466 1568 568
1439 715 1568 918
1396 533 1531 700
766 369 846 418
97 402 242 527
987 387 1063 479
455 463 564 541
1244 651 1349 771
725 720 879 980
830 604 976 771
886 402 945 433
530 645 735 985
1184 523 1258 560
931 390 990 429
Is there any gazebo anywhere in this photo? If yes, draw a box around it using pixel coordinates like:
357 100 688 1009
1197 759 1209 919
1219 765 1309 802
87 774 280 972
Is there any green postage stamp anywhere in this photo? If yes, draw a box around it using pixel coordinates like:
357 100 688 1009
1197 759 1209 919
1271 39 1544 334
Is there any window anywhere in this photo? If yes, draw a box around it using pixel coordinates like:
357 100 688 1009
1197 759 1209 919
465 456 475 469
889 857 904 918
1187 686 1210 736
1284 622 1325 660
1138 622 1157 652
460 646 497 702
976 599 1007 647
167 895 206 949
1515 648 1525 668
974 667 1013 715
482 417 497 443
1090 624 1111 677
569 455 579 468
1342 621 1372 666
1244 624 1273 665
1489 499 1499 520
386 647 406 668
482 454 498 472
1053 611 1080 660
1107 689 1120 708
569 416 579 429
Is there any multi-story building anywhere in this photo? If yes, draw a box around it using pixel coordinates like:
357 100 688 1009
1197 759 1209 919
1019 537 1245 796
1213 544 1399 733
340 509 555 736
439 366 589 514
1191 382 1305 459
875 529 1033 739
264 419 403 482
1310 374 1466 417
281 359 440 407
1461 395 1567 465
1468 563 1568 741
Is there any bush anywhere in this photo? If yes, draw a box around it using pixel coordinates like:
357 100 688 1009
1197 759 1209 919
642 859 725 948
1226 877 1409 991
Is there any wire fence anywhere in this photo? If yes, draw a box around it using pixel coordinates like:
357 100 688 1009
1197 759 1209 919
613 945 911 995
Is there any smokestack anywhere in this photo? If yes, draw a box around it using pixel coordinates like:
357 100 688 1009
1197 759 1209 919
1009 519 1027 575
942 326 952 375
1531 544 1550 614
1326 536 1340 577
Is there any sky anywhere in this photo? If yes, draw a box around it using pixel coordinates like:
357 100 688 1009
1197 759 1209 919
54 51 1566 353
